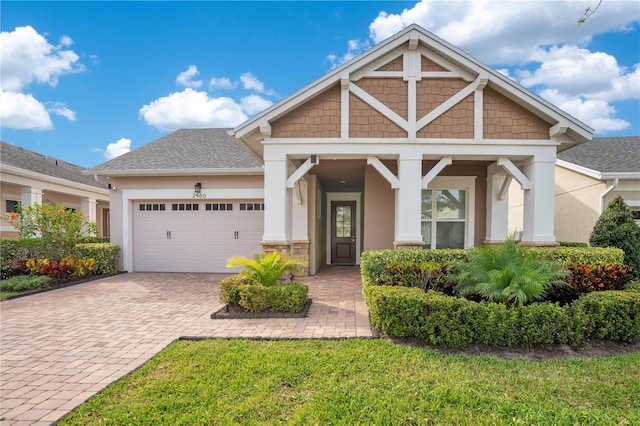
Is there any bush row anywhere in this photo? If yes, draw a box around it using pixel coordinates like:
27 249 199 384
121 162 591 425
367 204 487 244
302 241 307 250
0 275 52 292
361 246 626 288
74 243 119 275
220 274 308 313
364 285 640 347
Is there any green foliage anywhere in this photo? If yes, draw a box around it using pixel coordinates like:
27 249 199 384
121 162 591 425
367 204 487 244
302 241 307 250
626 281 640 292
360 249 468 287
238 282 309 313
571 291 640 342
0 275 51 292
526 246 624 265
590 196 640 270
219 274 258 304
77 236 110 244
1 203 98 261
382 261 447 290
548 263 636 305
558 241 589 247
226 251 304 287
364 286 577 347
455 241 568 306
0 239 21 279
74 243 120 275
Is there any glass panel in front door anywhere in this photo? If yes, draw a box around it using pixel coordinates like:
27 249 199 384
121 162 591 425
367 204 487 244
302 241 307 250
335 206 352 238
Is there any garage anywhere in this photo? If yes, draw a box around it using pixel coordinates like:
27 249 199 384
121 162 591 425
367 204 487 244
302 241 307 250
132 199 264 272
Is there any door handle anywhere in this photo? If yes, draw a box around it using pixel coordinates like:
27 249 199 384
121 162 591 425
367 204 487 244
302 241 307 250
167 230 172 239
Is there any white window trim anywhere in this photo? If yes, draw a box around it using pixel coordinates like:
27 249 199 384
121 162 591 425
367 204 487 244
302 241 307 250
424 176 476 249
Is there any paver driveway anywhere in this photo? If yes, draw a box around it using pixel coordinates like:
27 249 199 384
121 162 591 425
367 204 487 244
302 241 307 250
0 266 372 425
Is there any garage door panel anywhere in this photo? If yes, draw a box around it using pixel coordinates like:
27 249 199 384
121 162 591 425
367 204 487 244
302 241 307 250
133 200 263 273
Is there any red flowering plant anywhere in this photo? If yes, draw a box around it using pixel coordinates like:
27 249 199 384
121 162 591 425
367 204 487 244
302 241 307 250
1 202 98 261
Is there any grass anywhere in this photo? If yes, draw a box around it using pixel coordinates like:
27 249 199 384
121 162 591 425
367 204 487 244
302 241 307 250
59 339 639 425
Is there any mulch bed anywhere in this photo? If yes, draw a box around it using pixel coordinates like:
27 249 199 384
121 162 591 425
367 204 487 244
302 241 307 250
211 299 312 319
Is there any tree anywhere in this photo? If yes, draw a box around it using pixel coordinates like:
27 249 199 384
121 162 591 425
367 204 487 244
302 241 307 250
590 196 640 271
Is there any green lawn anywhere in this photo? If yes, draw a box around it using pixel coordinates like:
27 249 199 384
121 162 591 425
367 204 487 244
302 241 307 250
59 339 639 426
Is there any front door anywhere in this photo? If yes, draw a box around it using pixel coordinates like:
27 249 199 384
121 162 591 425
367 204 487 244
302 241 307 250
331 201 356 264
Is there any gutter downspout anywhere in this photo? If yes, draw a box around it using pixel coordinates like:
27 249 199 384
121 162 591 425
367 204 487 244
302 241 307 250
600 178 619 213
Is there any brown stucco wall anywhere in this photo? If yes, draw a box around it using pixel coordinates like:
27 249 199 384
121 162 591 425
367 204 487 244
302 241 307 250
419 94 474 138
422 56 447 72
483 88 550 139
350 93 407 138
355 79 408 120
376 55 403 71
416 78 468 119
272 85 341 138
363 162 396 250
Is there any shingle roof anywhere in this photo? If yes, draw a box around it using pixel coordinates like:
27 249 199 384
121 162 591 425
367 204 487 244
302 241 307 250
558 136 640 174
1 141 109 189
89 128 262 174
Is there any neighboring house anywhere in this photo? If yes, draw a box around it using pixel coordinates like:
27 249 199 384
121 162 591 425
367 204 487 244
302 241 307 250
90 24 593 275
510 136 640 243
0 141 111 238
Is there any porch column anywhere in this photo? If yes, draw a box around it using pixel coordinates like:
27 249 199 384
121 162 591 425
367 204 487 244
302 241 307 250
81 197 97 222
395 154 424 248
485 170 509 243
521 157 557 246
263 158 290 242
20 186 43 207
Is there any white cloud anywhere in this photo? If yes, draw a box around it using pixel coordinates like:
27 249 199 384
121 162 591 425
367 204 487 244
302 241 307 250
240 94 273 115
46 102 77 121
240 72 277 96
176 65 203 88
540 88 630 133
0 25 85 91
0 90 52 130
139 88 248 130
104 138 131 160
210 76 237 90
327 38 371 68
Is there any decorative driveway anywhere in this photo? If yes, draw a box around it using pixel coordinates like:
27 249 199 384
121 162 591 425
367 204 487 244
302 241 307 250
0 266 372 425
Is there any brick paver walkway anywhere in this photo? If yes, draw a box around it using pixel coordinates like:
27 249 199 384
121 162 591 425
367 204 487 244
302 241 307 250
0 266 372 425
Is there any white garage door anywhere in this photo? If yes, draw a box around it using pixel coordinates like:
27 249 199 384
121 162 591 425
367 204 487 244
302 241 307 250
133 200 264 272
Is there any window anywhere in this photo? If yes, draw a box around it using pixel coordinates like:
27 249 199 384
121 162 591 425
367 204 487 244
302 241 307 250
139 203 166 211
172 203 199 211
205 203 233 211
335 205 352 238
239 203 264 211
421 177 474 250
5 200 18 214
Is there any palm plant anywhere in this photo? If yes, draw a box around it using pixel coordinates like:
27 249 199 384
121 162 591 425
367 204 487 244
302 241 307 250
455 240 567 306
226 251 304 287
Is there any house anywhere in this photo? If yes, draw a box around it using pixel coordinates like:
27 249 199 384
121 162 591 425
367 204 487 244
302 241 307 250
90 24 593 275
510 136 640 243
0 141 111 238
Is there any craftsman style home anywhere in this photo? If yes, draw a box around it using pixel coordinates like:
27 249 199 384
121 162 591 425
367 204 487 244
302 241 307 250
90 25 593 274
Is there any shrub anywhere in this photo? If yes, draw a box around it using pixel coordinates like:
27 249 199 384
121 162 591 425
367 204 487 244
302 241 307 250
74 243 119 275
0 275 51 292
364 286 576 347
455 241 568 306
558 241 589 247
0 239 21 279
548 263 636 305
360 249 469 287
590 196 640 271
77 236 110 244
570 291 640 342
526 246 624 265
40 260 74 281
238 282 309 313
226 251 304 287
219 275 258 304
382 261 446 289
62 256 96 278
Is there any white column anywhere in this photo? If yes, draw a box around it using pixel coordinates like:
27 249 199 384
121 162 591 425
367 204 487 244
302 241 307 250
263 158 290 242
395 154 424 243
20 186 43 207
485 172 509 243
81 197 97 222
291 181 308 241
521 158 557 245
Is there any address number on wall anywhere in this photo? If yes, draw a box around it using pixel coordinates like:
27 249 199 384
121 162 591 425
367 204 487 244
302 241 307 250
193 193 207 199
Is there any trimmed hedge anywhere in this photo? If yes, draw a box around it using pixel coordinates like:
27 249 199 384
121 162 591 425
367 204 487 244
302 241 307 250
361 249 468 287
364 285 640 347
526 246 624 265
73 243 120 275
0 275 52 292
220 274 308 313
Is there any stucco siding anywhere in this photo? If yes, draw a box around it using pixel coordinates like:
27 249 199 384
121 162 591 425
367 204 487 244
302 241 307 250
271 85 341 138
363 163 396 250
483 88 550 139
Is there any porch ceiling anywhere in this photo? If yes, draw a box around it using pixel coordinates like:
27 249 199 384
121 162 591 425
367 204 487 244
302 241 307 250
309 159 366 189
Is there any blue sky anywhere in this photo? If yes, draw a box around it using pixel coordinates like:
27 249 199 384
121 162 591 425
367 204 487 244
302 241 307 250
1 1 639 168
